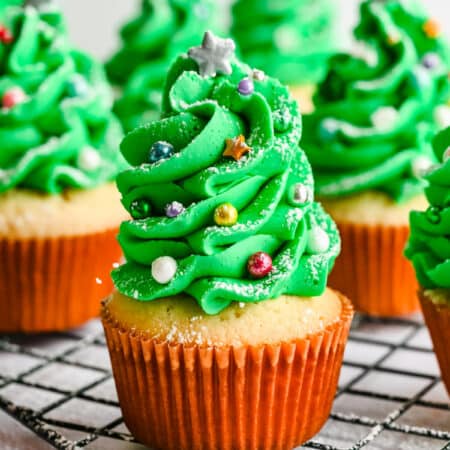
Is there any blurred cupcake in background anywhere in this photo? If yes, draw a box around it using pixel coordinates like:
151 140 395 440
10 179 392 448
405 126 450 394
102 31 353 450
106 0 220 132
231 0 339 113
0 1 128 332
302 0 450 316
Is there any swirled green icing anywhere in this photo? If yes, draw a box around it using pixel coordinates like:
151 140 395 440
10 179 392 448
112 47 340 314
231 0 338 85
107 0 218 132
0 5 125 194
302 0 450 203
406 126 450 289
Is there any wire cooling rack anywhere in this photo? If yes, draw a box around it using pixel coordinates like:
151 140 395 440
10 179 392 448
0 314 449 450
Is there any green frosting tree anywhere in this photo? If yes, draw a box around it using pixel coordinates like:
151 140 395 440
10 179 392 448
302 0 450 202
231 0 338 85
106 0 219 132
112 32 340 314
406 126 450 289
0 3 124 194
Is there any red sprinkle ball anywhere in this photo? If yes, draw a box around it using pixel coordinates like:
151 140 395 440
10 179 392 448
2 87 27 109
247 252 273 279
0 25 13 44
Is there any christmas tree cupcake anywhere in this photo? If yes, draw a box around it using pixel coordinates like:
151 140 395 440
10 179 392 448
302 0 450 316
405 126 450 394
231 0 338 113
0 2 128 331
106 0 218 132
102 32 353 450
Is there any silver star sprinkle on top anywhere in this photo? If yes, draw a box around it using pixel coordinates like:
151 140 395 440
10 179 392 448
188 31 235 78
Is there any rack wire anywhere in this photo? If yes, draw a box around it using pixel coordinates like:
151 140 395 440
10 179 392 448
0 314 449 450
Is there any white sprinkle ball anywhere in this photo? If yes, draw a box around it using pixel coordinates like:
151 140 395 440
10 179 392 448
77 146 101 172
434 105 450 129
411 155 433 178
371 106 398 131
151 256 177 284
306 226 330 254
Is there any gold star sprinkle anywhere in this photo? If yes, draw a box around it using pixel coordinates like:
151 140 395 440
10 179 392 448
223 135 251 161
423 19 441 39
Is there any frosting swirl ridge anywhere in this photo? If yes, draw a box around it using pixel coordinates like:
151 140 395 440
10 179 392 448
0 5 124 194
302 0 450 203
406 127 450 289
113 39 340 314
107 0 217 132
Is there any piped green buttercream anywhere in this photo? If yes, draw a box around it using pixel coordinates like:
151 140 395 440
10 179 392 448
406 126 450 289
106 0 218 132
231 0 338 85
112 40 340 314
302 0 450 203
0 5 125 194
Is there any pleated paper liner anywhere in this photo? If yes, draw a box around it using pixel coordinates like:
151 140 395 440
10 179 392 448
0 228 121 333
102 292 353 450
419 290 450 395
328 221 420 317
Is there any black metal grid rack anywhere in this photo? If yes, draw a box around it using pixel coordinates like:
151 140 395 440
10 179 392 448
0 314 449 450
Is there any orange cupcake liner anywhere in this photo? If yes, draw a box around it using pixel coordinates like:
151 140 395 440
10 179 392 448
419 290 450 395
328 221 420 317
0 229 121 333
102 292 353 450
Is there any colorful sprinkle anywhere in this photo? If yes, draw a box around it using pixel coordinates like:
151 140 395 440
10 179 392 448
77 147 101 172
214 202 238 227
423 19 441 39
422 52 441 69
130 199 151 220
371 106 398 131
149 141 174 163
165 201 185 218
2 87 27 109
238 77 254 96
223 135 251 161
0 26 13 44
434 105 450 129
67 74 89 98
411 155 433 178
426 206 441 224
291 183 311 205
252 69 265 81
247 252 273 279
188 31 235 78
443 147 450 162
151 256 177 284
387 34 400 46
319 118 339 141
306 226 330 254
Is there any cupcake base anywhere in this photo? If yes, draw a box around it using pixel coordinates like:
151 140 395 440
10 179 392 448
419 290 450 395
328 221 419 317
321 192 426 317
0 229 121 332
102 291 353 450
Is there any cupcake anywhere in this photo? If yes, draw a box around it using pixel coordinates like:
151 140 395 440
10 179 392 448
302 0 450 316
0 3 128 332
102 32 354 450
405 126 450 394
106 0 218 132
231 0 339 113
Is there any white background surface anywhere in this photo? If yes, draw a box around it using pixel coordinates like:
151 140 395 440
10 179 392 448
60 0 449 62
